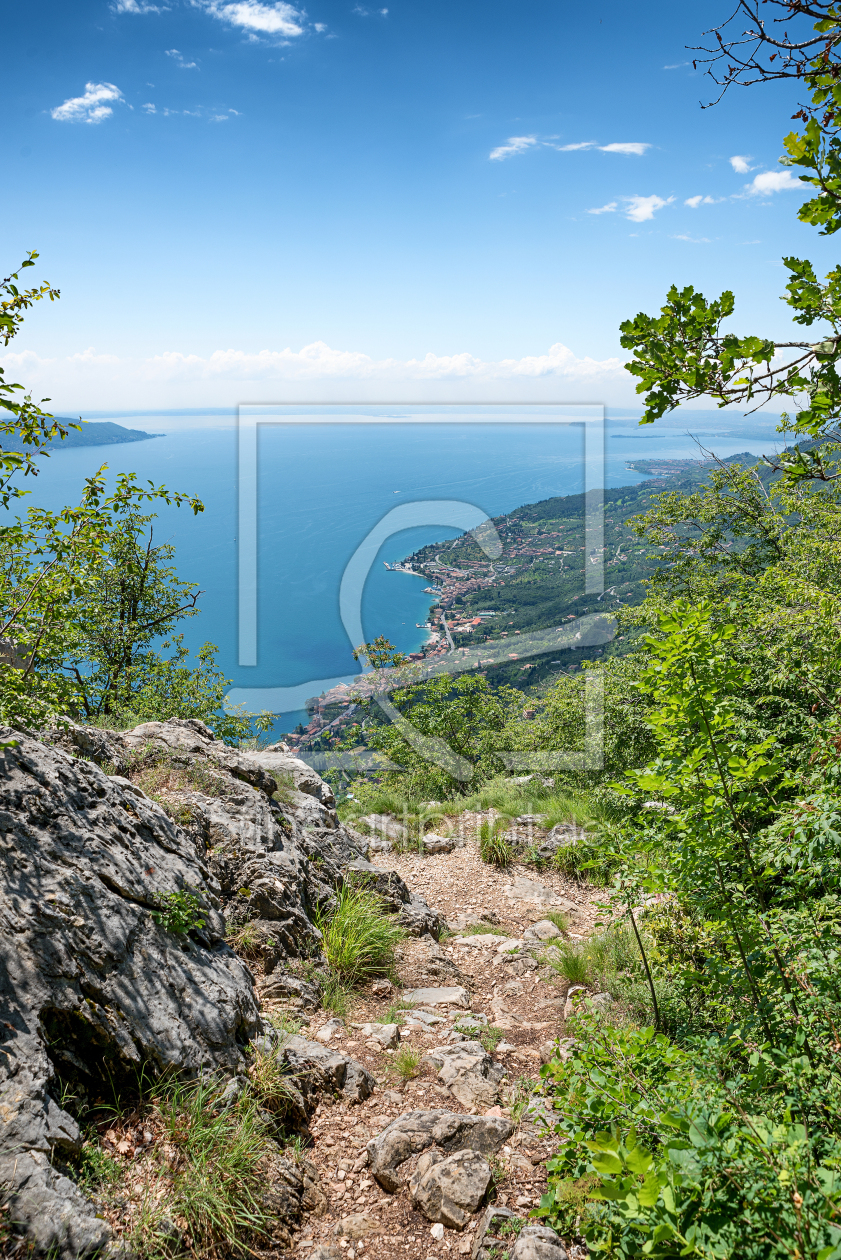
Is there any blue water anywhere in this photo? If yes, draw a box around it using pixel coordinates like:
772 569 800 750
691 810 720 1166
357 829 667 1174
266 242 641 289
18 406 784 732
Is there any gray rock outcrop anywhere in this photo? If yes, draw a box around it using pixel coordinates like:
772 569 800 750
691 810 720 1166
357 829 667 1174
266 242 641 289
0 718 441 1256
409 1148 493 1229
366 1109 513 1193
424 1041 507 1112
0 728 262 1255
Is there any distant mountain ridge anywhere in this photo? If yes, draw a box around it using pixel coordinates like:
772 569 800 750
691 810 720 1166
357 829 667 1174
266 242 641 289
4 420 162 451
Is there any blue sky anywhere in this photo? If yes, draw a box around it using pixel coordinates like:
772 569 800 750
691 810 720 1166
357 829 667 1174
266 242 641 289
4 0 833 409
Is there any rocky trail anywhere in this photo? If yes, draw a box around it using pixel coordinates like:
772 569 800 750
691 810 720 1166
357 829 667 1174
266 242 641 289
259 817 602 1260
0 720 600 1260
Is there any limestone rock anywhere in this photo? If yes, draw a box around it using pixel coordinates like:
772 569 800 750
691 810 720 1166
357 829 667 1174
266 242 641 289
403 985 470 1007
410 1148 493 1230
366 1109 513 1193
359 813 408 843
423 832 455 855
357 1021 400 1049
258 971 322 1010
315 1018 346 1044
343 858 442 938
275 1034 375 1104
471 1205 518 1260
509 1225 568 1260
506 876 577 911
425 1042 506 1112
525 920 562 941
332 1212 381 1238
0 730 262 1257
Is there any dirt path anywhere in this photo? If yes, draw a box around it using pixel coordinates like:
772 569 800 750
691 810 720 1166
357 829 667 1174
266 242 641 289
269 813 600 1260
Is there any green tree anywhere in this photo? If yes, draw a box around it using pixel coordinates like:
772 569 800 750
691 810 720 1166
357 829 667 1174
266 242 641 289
0 252 78 508
0 254 267 743
619 3 841 466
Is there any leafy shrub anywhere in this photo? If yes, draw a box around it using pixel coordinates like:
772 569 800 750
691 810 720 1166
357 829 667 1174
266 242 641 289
151 889 206 936
317 885 406 985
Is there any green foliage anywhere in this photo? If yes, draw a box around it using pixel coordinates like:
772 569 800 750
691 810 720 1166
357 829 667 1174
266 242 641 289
352 635 408 669
151 889 206 936
317 884 406 985
362 672 523 799
246 1044 300 1118
462 921 509 936
0 252 73 510
478 1025 506 1055
75 1140 122 1193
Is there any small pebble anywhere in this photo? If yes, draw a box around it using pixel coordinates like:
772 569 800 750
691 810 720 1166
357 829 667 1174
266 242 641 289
430 1223 445 1241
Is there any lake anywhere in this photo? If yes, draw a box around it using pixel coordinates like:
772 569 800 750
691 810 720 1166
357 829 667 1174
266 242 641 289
20 405 785 732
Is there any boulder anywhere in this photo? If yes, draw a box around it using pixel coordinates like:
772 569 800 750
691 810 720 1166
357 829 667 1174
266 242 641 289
509 1225 568 1260
274 1034 375 1104
410 1148 493 1229
425 1042 506 1112
423 832 455 855
366 1109 513 1193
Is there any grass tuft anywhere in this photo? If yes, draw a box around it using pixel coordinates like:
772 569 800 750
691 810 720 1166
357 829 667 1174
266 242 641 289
546 942 590 986
247 1045 301 1118
225 920 263 959
478 818 514 868
317 885 406 985
393 1045 422 1080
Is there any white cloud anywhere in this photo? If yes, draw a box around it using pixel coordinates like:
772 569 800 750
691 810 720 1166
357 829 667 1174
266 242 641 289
664 61 689 69
672 234 711 243
166 48 198 67
730 154 752 174
489 135 538 161
599 142 650 156
493 137 650 161
51 82 124 124
624 194 674 222
199 0 307 37
684 194 720 207
111 0 164 11
3 341 636 407
353 4 388 12
142 102 157 112
587 201 618 214
746 169 803 195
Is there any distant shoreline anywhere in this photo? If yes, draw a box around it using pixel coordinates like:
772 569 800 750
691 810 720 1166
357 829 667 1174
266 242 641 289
5 421 163 452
